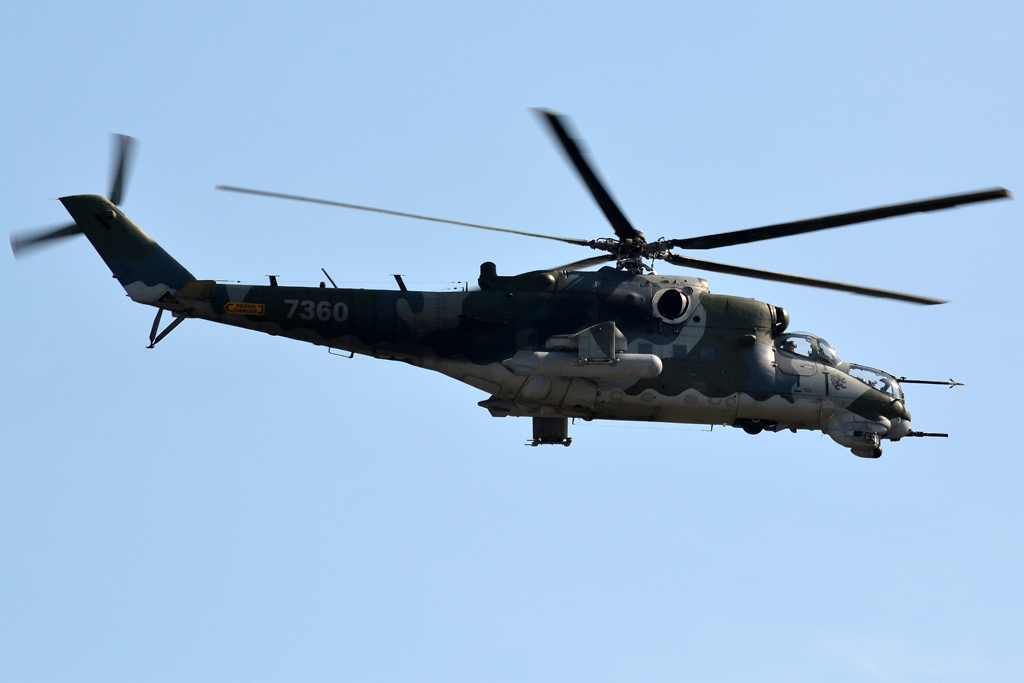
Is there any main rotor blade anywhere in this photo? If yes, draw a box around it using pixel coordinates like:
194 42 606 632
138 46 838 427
670 188 1011 250
10 222 83 257
549 254 616 272
533 109 644 242
662 252 946 305
216 185 592 247
108 134 137 206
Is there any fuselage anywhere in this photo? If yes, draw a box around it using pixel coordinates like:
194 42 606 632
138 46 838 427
164 263 908 456
59 192 909 457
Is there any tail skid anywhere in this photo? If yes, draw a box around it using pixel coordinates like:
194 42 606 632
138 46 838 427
146 307 189 348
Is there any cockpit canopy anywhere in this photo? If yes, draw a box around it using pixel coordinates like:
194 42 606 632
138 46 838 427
774 334 903 398
774 333 842 367
848 364 903 399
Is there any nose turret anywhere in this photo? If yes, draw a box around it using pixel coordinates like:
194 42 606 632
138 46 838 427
887 416 913 440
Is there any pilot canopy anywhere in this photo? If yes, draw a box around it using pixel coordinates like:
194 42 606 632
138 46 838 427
774 333 842 367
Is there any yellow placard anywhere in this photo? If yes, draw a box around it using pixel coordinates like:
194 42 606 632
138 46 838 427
224 302 265 315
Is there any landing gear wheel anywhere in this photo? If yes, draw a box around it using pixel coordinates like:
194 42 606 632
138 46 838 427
742 419 765 435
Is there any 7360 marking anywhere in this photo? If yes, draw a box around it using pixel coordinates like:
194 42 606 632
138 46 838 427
284 299 349 322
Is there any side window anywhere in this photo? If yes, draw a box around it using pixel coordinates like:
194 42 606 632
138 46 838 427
700 346 716 360
672 344 687 358
776 335 814 358
637 342 654 355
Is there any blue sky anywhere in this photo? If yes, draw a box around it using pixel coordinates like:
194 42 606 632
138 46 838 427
2 2 1022 681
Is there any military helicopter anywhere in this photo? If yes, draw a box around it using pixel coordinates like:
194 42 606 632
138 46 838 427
11 112 1009 457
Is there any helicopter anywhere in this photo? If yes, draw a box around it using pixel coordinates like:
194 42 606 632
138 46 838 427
11 112 1010 457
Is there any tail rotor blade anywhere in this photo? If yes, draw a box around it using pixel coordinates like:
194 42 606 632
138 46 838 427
109 134 137 206
10 222 83 257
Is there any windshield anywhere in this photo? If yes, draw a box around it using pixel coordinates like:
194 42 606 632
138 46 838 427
814 338 841 366
848 364 903 399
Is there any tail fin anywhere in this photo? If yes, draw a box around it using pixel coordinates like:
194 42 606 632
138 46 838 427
59 194 196 304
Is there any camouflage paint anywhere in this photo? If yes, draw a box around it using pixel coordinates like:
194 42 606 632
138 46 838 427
60 194 912 457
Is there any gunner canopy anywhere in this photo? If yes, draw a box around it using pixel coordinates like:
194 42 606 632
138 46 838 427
848 364 903 399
